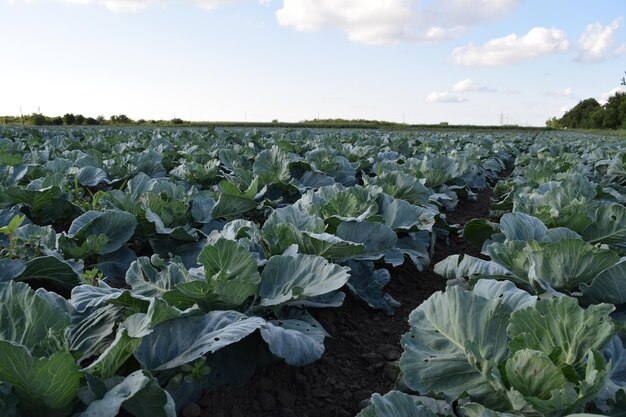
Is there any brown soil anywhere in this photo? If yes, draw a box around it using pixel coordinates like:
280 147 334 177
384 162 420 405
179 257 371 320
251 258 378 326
195 187 494 417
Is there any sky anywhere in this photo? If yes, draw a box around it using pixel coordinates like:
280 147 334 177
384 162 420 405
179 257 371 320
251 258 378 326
0 0 625 126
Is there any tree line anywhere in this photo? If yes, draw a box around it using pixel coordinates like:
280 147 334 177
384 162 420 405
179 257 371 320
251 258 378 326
0 113 187 126
547 73 626 130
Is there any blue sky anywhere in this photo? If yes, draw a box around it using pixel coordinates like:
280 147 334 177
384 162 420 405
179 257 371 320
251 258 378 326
1 0 624 125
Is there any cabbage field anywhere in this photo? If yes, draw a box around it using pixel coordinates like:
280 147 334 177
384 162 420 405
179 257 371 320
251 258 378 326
0 126 625 417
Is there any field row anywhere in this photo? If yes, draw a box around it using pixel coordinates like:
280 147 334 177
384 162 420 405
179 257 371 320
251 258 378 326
0 127 624 416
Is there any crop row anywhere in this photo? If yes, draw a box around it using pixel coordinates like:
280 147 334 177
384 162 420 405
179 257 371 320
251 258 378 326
360 134 626 416
0 127 620 417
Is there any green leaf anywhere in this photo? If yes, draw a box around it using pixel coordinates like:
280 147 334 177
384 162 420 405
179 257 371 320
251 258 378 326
258 254 350 307
508 296 614 365
260 319 326 366
197 238 261 308
419 156 458 188
0 341 80 416
505 349 567 399
505 350 608 415
84 326 142 379
461 402 529 417
365 171 430 205
487 241 534 286
581 259 626 304
379 197 436 232
70 304 123 362
356 391 442 417
134 311 265 371
335 221 398 262
582 204 626 245
434 254 513 282
212 193 258 218
76 166 108 187
399 287 511 401
262 206 325 233
472 279 537 312
253 146 291 185
79 370 175 417
3 186 78 224
463 218 499 248
67 210 137 255
345 260 399 315
0 214 25 235
15 256 81 290
125 257 189 298
59 234 108 259
0 281 70 357
526 239 619 292
499 212 548 242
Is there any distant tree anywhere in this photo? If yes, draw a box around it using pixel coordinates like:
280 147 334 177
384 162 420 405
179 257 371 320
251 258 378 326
85 117 99 125
621 71 625 86
97 115 106 124
75 114 85 125
63 113 76 125
170 118 184 124
550 91 626 130
545 117 561 128
111 114 132 124
602 92 626 129
559 98 602 128
30 113 47 125
51 116 63 126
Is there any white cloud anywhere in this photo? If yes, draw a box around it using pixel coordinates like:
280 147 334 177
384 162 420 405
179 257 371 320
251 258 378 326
451 27 570 66
614 43 626 56
451 78 496 92
14 0 240 12
12 0 523 44
426 0 523 27
425 91 468 103
275 0 416 45
598 87 626 105
545 87 574 97
428 79 494 104
577 17 623 62
275 0 523 45
113 0 235 11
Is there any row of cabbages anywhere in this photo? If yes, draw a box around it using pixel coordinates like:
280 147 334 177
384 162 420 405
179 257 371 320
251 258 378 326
358 135 626 416
0 127 512 416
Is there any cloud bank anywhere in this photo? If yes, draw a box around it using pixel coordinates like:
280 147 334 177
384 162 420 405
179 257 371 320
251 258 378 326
451 27 570 66
577 17 624 62
275 0 523 45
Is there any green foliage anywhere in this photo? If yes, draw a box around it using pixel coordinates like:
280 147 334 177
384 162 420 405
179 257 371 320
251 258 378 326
554 93 626 130
2 125 626 417
111 114 132 124
62 113 76 125
80 268 105 286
